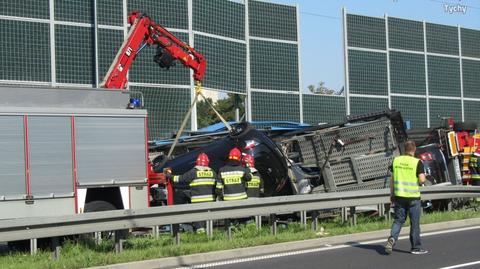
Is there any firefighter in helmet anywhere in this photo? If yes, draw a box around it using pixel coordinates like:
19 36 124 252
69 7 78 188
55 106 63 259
171 152 217 233
216 147 251 201
242 154 264 198
469 148 480 186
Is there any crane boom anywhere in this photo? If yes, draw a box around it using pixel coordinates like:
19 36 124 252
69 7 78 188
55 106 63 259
101 11 206 89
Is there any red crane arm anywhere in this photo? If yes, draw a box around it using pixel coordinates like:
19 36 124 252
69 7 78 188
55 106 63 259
101 11 206 89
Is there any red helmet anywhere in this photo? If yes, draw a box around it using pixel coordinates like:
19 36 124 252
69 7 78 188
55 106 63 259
196 152 209 167
228 147 241 161
242 154 254 167
475 148 480 157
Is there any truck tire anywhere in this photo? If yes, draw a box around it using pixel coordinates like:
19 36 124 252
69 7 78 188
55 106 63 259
84 200 117 213
84 201 128 240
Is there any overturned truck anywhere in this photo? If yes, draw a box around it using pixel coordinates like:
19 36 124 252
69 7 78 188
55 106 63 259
152 110 407 202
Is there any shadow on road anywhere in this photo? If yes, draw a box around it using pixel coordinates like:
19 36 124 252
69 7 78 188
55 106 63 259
346 242 390 255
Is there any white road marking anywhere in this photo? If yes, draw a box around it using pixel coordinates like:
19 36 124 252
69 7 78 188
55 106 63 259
438 261 480 269
176 226 480 269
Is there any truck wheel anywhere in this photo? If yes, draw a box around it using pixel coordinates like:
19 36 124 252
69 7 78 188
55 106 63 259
84 200 117 213
84 201 128 240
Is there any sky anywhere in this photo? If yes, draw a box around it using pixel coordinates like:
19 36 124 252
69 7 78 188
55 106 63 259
273 0 480 93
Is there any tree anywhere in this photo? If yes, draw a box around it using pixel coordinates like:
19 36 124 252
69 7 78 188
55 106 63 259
196 94 245 129
307 81 339 95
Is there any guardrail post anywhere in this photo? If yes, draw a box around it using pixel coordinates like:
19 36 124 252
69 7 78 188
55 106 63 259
30 238 37 255
311 211 319 231
172 224 181 245
152 226 160 239
206 220 213 238
270 214 277 235
94 232 102 245
255 215 262 230
227 226 233 241
349 206 357 226
341 207 347 223
378 204 384 218
51 237 61 260
300 211 307 229
114 231 124 253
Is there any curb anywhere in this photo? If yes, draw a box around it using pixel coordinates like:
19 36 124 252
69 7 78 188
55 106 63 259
88 218 480 269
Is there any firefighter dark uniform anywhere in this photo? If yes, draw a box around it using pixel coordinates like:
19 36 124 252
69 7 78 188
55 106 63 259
469 149 480 186
217 148 251 201
172 153 216 232
242 154 264 198
246 168 263 198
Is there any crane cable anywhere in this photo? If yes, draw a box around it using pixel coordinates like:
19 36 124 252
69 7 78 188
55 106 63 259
166 81 232 160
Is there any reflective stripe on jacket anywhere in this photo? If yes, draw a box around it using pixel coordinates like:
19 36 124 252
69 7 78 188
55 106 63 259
246 168 263 198
469 155 480 181
392 155 421 198
173 166 216 203
217 161 251 201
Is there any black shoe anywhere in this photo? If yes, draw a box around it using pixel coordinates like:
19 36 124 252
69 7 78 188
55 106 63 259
385 237 395 254
411 249 428 255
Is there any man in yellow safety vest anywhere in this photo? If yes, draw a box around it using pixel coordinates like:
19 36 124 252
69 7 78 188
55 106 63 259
385 140 428 255
468 148 480 186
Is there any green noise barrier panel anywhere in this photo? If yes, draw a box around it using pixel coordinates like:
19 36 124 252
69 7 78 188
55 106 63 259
194 34 247 93
389 51 426 95
348 50 388 96
462 59 480 99
128 0 188 30
1 1 49 19
55 25 94 84
251 91 300 122
347 14 385 50
388 17 424 52
427 56 460 97
391 96 427 128
55 0 93 23
302 94 345 125
464 100 480 126
193 0 245 41
97 0 123 26
0 20 50 82
250 39 299 92
425 23 459 56
249 0 297 41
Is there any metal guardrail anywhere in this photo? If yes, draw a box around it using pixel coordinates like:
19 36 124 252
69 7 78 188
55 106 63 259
1 186 480 242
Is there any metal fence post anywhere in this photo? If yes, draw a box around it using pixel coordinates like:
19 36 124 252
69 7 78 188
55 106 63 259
30 238 37 255
341 207 347 223
312 211 319 231
349 206 357 226
270 214 277 235
255 215 262 230
172 224 181 245
114 231 124 253
51 237 61 260
300 211 307 229
152 226 160 239
95 232 102 245
206 220 213 238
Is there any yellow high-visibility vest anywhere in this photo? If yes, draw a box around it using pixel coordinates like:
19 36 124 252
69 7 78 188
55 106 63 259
392 155 421 198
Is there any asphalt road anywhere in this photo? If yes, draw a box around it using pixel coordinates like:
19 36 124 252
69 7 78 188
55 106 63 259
202 227 480 269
